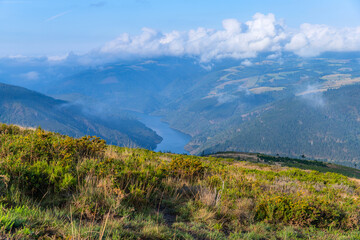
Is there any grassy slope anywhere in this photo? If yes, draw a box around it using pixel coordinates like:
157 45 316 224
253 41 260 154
210 152 360 179
1 124 360 239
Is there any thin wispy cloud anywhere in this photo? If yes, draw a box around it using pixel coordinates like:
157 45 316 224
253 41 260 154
21 71 39 81
135 0 150 5
0 1 27 3
90 1 106 7
45 10 71 22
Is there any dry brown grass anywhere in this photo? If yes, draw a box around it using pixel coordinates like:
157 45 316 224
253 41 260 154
234 198 256 224
72 175 124 219
104 146 119 159
350 177 360 187
220 197 256 225
266 177 301 194
158 155 173 162
193 208 216 223
211 152 259 161
233 161 285 172
14 124 36 131
331 183 354 194
197 185 219 207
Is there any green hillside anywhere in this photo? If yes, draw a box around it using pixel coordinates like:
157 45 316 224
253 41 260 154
1 124 360 239
210 152 360 179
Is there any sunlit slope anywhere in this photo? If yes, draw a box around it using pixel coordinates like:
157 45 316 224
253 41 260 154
1 124 360 239
210 152 360 178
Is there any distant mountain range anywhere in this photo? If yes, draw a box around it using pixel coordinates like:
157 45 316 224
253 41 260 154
158 55 360 165
198 85 360 166
0 82 162 149
1 52 360 165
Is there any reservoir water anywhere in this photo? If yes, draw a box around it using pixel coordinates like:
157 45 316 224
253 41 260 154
134 113 191 154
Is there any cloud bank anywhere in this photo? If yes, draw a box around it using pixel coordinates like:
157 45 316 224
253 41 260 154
98 13 360 62
285 23 360 57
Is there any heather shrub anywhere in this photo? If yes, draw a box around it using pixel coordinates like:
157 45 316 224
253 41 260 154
0 128 106 201
165 156 206 178
0 123 359 238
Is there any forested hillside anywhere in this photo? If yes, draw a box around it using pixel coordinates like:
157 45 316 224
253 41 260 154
199 85 360 166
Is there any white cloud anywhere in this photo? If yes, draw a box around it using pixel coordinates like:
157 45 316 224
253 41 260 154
241 59 253 66
8 54 26 59
297 85 326 107
101 13 288 62
45 13 360 64
90 1 106 7
285 23 360 57
22 71 39 80
100 76 118 84
45 10 71 22
0 1 27 3
47 54 69 61
267 52 282 59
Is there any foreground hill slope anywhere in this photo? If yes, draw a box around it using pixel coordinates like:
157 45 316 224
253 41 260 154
0 82 161 149
1 124 360 239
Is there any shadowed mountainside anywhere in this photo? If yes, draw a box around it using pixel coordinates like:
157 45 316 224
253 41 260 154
0 82 162 149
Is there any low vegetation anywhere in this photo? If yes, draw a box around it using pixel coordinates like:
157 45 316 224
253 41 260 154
211 152 360 179
1 123 360 239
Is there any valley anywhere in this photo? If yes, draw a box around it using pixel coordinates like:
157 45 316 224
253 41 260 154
1 53 360 165
3 2 360 239
131 112 191 154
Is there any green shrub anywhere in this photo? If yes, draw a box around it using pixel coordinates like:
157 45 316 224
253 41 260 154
165 156 206 179
0 128 106 201
255 194 352 228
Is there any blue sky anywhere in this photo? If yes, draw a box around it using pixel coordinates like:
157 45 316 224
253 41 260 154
1 0 360 57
